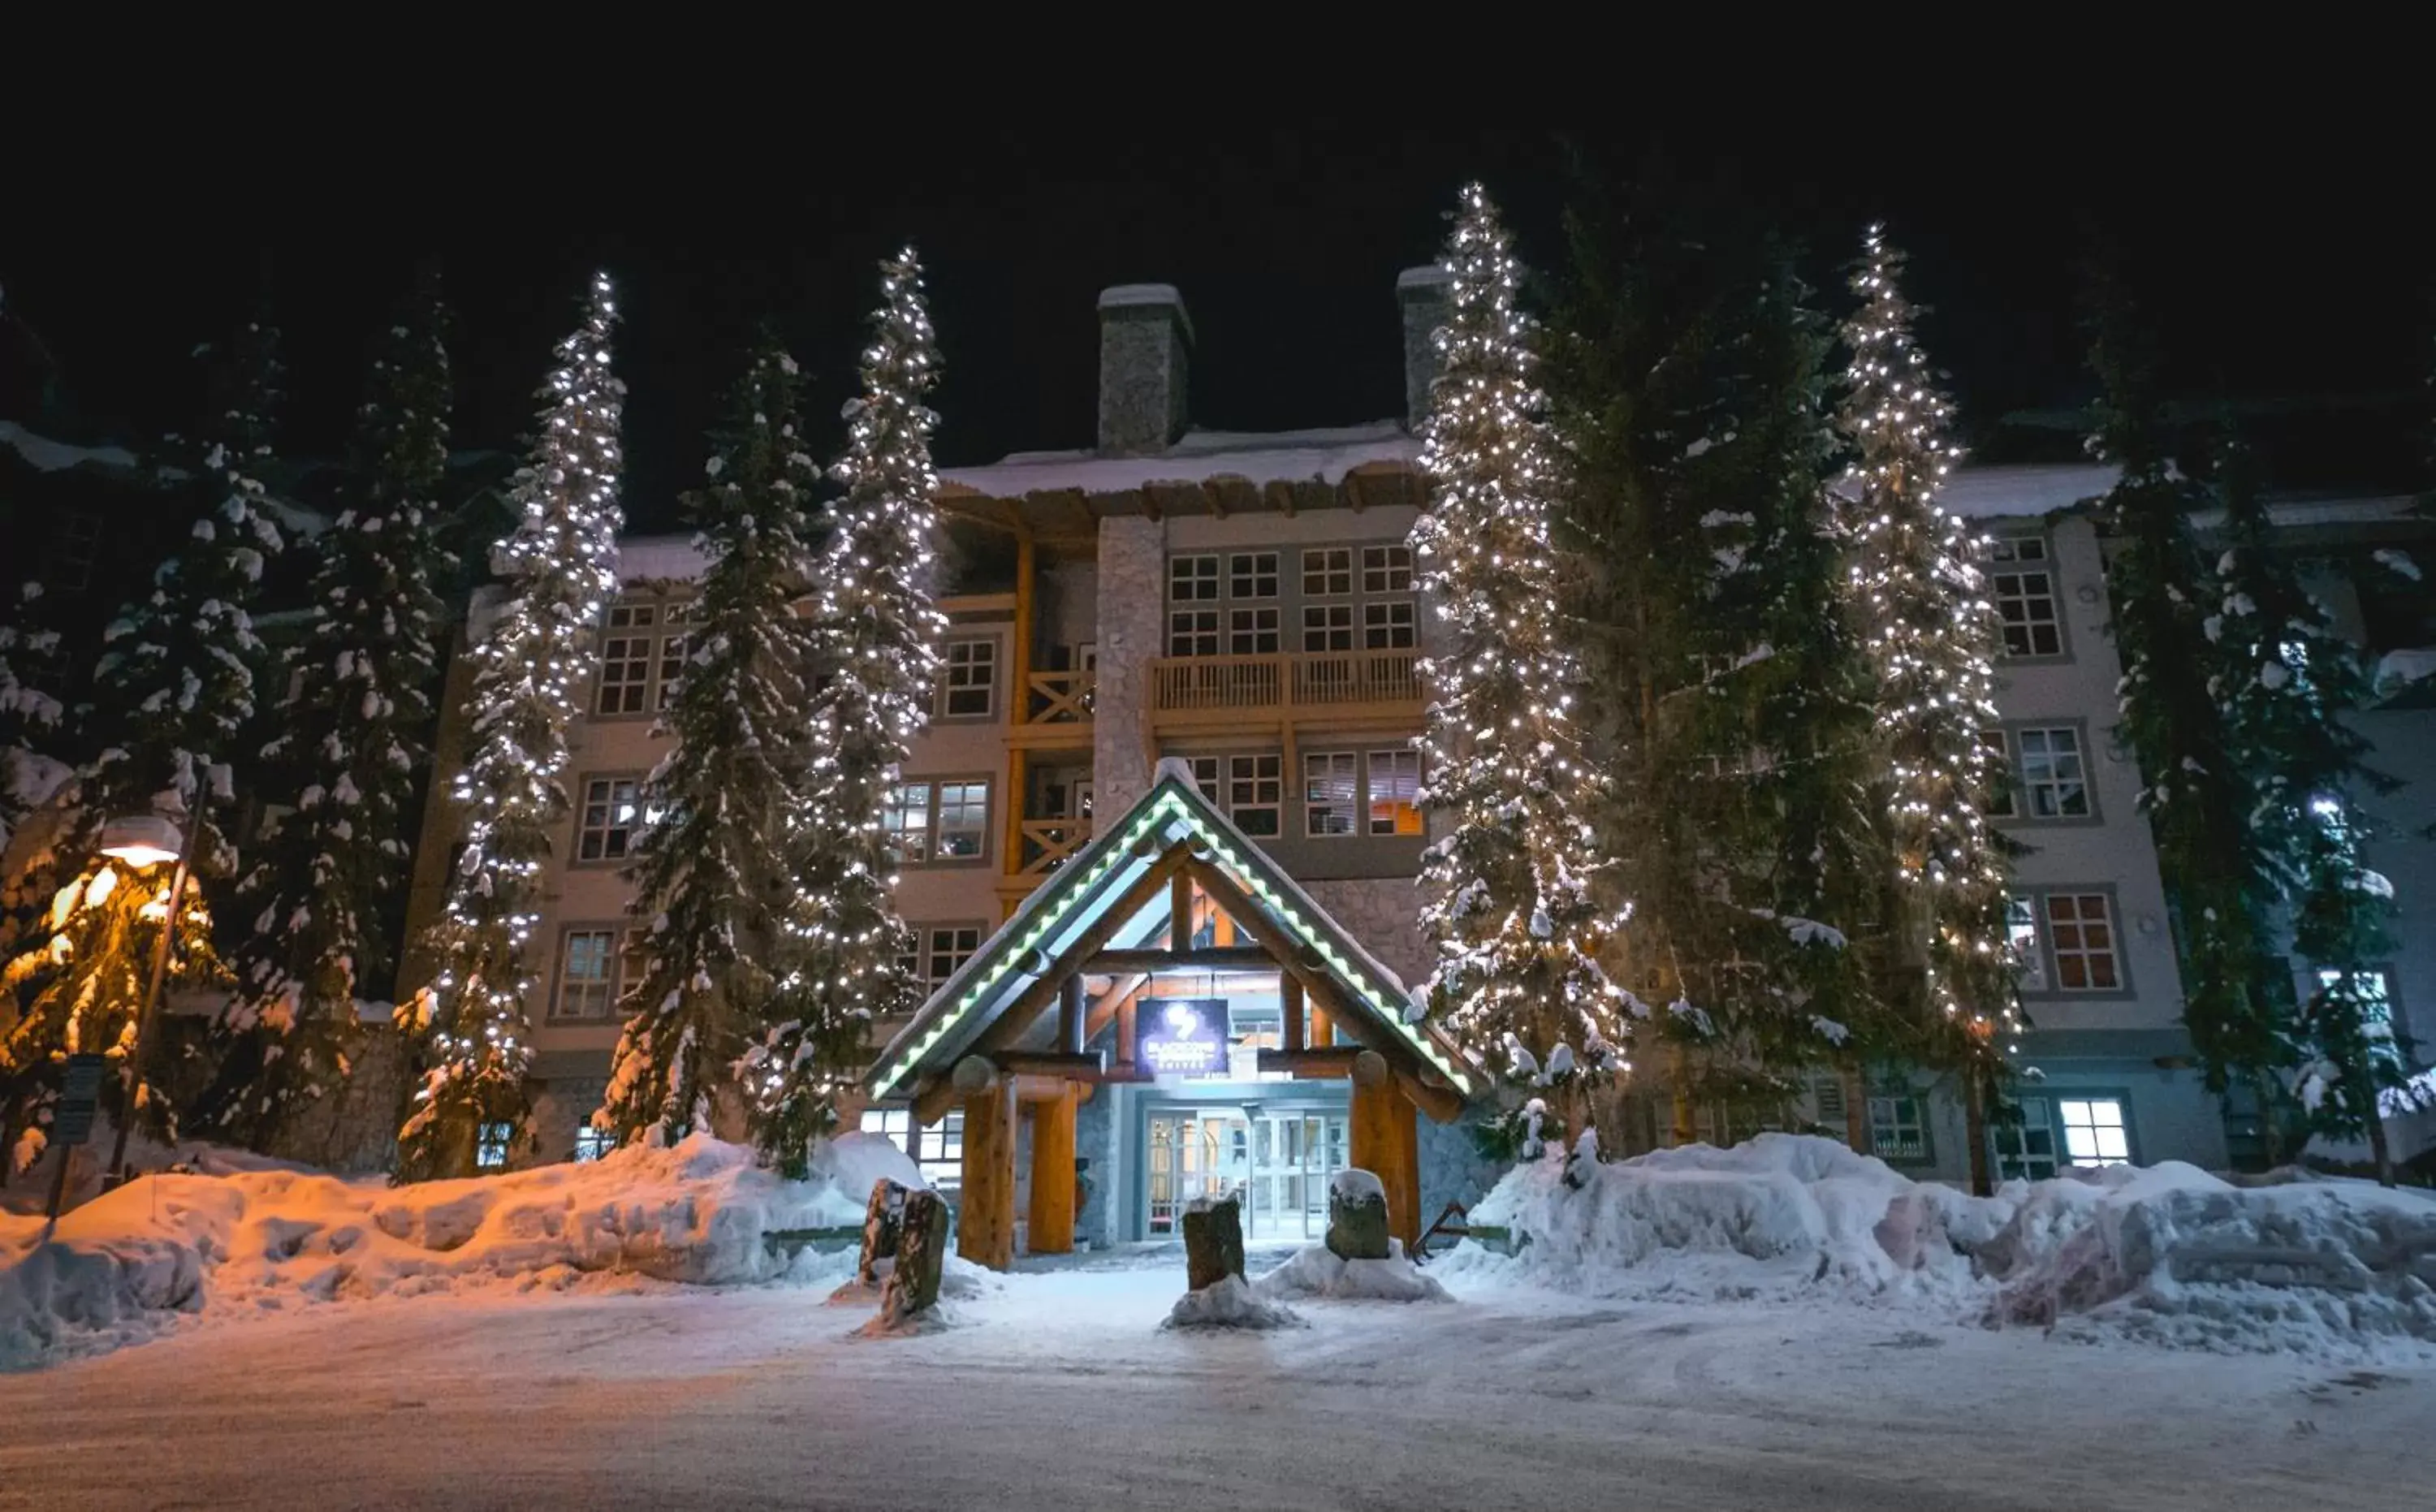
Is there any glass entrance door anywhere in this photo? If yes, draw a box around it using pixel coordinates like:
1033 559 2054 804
1245 1112 1350 1242
1146 1113 1248 1236
1145 1108 1350 1241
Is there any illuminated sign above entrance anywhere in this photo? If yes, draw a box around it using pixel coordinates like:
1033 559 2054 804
1141 999 1225 1077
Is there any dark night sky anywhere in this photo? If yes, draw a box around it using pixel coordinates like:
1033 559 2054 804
7 119 2425 533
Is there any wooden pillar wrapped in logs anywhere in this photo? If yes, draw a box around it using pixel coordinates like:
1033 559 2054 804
1027 1084 1078 1255
1347 1049 1421 1251
954 1056 1019 1270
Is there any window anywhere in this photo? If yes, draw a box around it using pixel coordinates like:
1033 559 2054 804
1303 547 1353 597
1170 555 1220 603
908 924 983 992
554 928 621 1020
1305 751 1358 836
1367 749 1422 836
882 782 933 863
1302 603 1354 652
595 603 693 715
2058 1098 2130 1165
1868 1095 1931 1164
1229 607 1280 655
1978 729 2015 817
1229 552 1278 600
2006 896 2046 991
1363 600 1416 650
1363 545 1413 594
1168 609 1219 659
2045 893 2119 991
47 508 105 594
1181 757 1221 806
477 1122 513 1170
1990 1096 2060 1181
939 638 996 719
574 1126 614 1163
1989 538 2061 658
1811 1075 1848 1125
936 781 989 859
2315 967 2395 1041
1228 754 1281 836
861 1106 964 1191
2016 727 2089 818
577 776 645 862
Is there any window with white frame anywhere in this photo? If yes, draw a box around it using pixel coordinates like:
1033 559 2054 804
577 776 645 862
1868 1095 1931 1163
1363 599 1416 650
1170 555 1220 603
935 780 990 860
1367 749 1422 836
860 1106 965 1190
2016 726 2090 818
2315 966 2396 1041
2058 1097 2130 1164
553 928 622 1020
882 781 933 863
1989 538 2062 658
1990 1095 2061 1181
1302 547 1353 597
1169 608 1220 658
1229 552 1279 600
1305 751 1358 836
1229 607 1280 655
2044 892 2120 991
2006 896 2046 991
1302 603 1354 652
1227 754 1281 836
938 637 996 719
1181 756 1222 806
574 1126 614 1163
1979 729 2016 817
477 1122 513 1169
1363 544 1413 594
595 603 694 715
903 924 983 994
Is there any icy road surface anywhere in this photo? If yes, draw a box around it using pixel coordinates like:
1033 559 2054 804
0 1259 2423 1510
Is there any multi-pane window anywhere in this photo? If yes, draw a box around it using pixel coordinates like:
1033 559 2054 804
1229 607 1281 655
1229 552 1279 600
1228 754 1283 836
936 781 990 859
1868 1095 1930 1163
1367 749 1422 836
900 923 983 996
1169 609 1220 658
939 638 996 719
477 1122 513 1169
883 782 933 863
574 1126 614 1163
2006 896 2045 991
1182 757 1222 806
2315 967 2395 1041
2016 727 2089 817
1990 1095 2061 1181
1979 729 2016 817
860 1106 965 1191
554 928 624 1020
2045 892 2119 991
1302 548 1353 597
595 603 694 714
1990 538 2062 658
2059 1098 2130 1165
1305 752 1358 836
1170 555 1220 603
1363 545 1413 594
881 780 989 864
1363 600 1416 650
1303 603 1354 652
577 776 644 862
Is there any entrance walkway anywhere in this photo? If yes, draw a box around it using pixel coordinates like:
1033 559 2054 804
1004 1238 1304 1277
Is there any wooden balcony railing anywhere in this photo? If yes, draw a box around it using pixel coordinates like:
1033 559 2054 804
1024 667 1095 724
1017 816 1093 875
1147 650 1423 718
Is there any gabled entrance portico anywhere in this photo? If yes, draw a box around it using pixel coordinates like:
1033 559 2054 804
869 761 1474 1269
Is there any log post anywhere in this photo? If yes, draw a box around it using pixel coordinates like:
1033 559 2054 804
857 1177 911 1288
883 1187 947 1321
1028 1085 1078 1255
1057 973 1086 1054
1281 975 1305 1053
1170 870 1194 949
1348 1051 1419 1251
958 1077 1018 1271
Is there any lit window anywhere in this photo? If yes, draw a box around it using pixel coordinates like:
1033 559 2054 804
656 608 695 710
477 1122 512 1170
595 603 696 715
882 782 932 864
1305 751 1358 836
1228 754 1281 837
1229 552 1278 600
1867 1095 1930 1163
2315 967 2395 1042
2006 896 2045 991
2058 1098 2130 1165
1367 749 1423 836
1168 609 1220 659
1362 545 1412 594
1302 547 1352 597
2045 893 2119 991
1229 607 1280 656
574 1126 613 1163
577 776 644 862
1303 603 1354 652
939 638 996 718
862 1106 962 1190
1990 1095 2059 1181
1363 600 1416 650
1989 538 2061 658
1979 729 2015 817
2017 727 2089 818
1169 555 1220 602
935 781 990 860
554 929 620 1020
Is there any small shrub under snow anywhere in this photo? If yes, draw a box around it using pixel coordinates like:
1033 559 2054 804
1256 1242 1450 1304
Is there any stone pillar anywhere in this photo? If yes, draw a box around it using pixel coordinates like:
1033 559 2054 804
1097 284 1191 456
1092 513 1164 816
1027 1086 1078 1255
1397 266 1455 434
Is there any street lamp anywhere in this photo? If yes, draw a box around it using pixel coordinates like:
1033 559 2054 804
100 800 207 1186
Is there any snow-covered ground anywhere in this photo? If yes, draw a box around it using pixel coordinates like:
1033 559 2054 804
0 1255 2425 1510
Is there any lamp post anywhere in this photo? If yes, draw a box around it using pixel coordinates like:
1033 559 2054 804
98 801 206 1186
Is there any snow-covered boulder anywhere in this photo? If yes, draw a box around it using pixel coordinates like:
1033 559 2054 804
1257 1241 1450 1303
1162 1274 1305 1332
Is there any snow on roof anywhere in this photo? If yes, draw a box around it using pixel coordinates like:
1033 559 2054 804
1929 464 2121 519
1096 283 1186 311
0 419 147 475
1396 265 1455 291
942 421 1418 502
611 534 708 582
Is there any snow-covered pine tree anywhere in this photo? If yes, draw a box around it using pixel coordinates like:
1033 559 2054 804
200 269 456 1151
0 313 285 1158
395 273 623 1182
1838 227 2020 1190
1411 184 1627 1148
2085 260 2281 1104
2288 797 2424 1186
749 250 945 1179
602 335 818 1149
0 581 64 859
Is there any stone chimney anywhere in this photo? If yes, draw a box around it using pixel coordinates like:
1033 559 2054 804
1096 284 1191 456
1397 265 1455 434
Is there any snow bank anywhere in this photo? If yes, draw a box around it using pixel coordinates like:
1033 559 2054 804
1163 1275 1305 1331
1442 1134 2436 1359
1256 1242 1450 1304
0 1133 915 1369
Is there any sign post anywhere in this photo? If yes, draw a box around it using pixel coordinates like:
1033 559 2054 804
45 1052 109 1223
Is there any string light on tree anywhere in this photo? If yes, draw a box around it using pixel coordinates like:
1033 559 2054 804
394 272 624 1182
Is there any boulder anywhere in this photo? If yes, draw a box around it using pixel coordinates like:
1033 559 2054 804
1328 1168 1391 1261
1182 1194 1245 1290
880 1188 947 1322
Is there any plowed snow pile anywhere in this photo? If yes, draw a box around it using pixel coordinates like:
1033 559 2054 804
1439 1134 2436 1359
0 1134 916 1368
